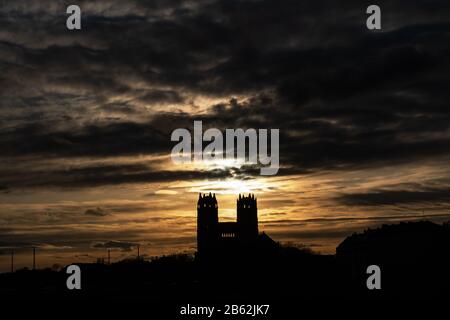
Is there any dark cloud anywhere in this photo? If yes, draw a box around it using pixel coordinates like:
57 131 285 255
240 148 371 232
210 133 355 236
84 207 108 217
92 240 138 251
138 89 185 105
0 163 232 189
0 0 449 197
0 122 169 158
0 227 144 252
262 213 450 227
336 187 450 206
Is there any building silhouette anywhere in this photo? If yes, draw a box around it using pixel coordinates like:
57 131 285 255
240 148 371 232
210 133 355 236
197 193 276 258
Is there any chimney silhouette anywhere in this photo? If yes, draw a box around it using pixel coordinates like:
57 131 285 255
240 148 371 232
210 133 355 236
108 249 111 265
137 244 140 260
11 249 14 273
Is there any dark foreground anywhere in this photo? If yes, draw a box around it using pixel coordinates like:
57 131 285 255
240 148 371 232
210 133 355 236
1 221 450 305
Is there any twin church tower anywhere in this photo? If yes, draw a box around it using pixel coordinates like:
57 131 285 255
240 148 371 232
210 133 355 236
197 193 261 257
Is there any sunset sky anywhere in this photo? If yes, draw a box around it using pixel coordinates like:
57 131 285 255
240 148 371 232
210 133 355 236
1 0 450 272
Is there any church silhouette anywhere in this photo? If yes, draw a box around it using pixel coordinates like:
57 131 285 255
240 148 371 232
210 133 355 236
197 193 277 259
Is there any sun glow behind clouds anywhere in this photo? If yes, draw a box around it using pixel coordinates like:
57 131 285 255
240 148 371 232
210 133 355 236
189 178 271 195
